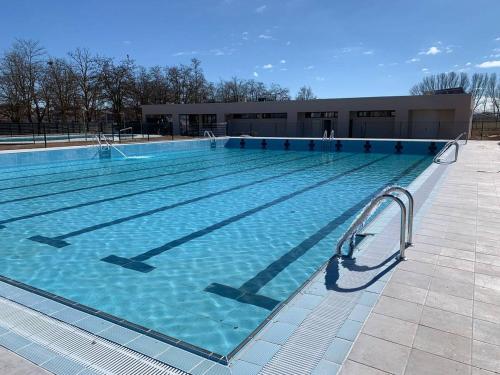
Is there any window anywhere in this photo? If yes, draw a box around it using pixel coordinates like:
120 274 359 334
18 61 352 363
356 111 395 118
201 114 217 124
262 113 287 119
304 112 337 119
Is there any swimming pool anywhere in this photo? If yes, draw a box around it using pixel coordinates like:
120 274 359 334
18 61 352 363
0 139 437 361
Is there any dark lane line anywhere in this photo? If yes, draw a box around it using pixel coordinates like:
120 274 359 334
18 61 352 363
0 150 263 192
100 155 392 272
205 156 429 310
0 152 278 206
0 152 306 229
27 153 339 246
0 147 215 183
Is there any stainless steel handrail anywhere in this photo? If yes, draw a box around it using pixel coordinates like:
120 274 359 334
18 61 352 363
119 127 133 133
433 141 459 164
334 186 414 261
204 130 217 148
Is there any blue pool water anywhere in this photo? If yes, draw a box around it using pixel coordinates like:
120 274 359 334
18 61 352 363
0 145 433 356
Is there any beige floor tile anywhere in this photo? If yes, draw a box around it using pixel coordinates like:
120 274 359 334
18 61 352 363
404 349 471 375
413 325 471 364
472 340 500 373
373 296 423 324
420 306 472 338
340 360 389 375
425 291 473 316
362 313 417 347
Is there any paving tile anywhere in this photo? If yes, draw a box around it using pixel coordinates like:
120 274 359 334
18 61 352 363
389 269 431 290
472 366 497 374
472 340 500 373
474 285 500 306
361 313 417 347
437 256 475 272
312 359 341 375
413 326 471 364
473 318 500 346
324 338 352 365
429 277 474 300
397 260 435 276
440 247 475 261
260 322 296 345
404 251 438 264
274 306 310 326
373 296 422 324
404 348 471 375
0 346 51 375
125 334 172 358
156 346 204 373
382 283 427 305
347 304 372 323
238 340 280 366
476 253 500 267
337 320 362 341
434 265 475 284
339 360 389 374
420 306 472 338
475 262 500 278
425 291 473 316
475 273 500 291
474 301 500 324
229 360 261 375
347 334 410 375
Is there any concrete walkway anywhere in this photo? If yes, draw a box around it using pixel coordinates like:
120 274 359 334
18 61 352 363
341 141 500 374
0 347 51 375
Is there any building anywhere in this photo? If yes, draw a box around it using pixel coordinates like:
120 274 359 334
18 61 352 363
141 93 473 139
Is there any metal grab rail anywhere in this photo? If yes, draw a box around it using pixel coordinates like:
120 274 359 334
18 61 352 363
203 130 216 148
433 131 467 164
334 186 414 261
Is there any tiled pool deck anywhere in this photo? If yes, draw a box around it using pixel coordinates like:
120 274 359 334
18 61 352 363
340 140 500 374
0 140 498 374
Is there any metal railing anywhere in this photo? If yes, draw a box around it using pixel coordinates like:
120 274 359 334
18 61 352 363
334 186 414 261
203 130 217 148
118 127 133 143
433 132 466 164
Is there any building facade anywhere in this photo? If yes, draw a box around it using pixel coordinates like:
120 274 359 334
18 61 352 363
141 94 473 139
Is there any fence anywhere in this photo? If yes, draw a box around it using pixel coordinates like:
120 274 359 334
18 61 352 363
471 120 500 140
0 121 174 147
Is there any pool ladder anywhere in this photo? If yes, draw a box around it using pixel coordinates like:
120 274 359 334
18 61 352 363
94 133 128 159
204 130 217 148
433 132 467 164
334 186 414 261
322 130 335 151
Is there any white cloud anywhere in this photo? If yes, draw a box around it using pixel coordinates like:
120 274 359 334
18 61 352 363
242 32 249 40
315 76 325 81
280 67 288 71
258 34 272 39
495 37 500 41
122 40 131 45
422 68 430 72
419 46 441 55
253 71 259 77
445 46 453 53
363 50 374 55
465 62 472 66
304 65 314 70
172 51 198 56
378 63 385 67
286 41 291 46
255 5 267 13
476 60 500 68
263 64 273 69
280 59 286 64
406 57 420 63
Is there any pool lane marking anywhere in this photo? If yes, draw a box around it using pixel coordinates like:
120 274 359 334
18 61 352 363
0 149 266 192
205 156 429 310
99 154 392 273
0 153 308 229
0 152 279 206
27 154 352 248
0 147 212 180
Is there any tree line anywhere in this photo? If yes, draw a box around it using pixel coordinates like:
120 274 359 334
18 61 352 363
0 39 315 125
410 71 500 114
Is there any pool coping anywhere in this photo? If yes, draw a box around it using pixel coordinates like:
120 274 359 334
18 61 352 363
0 140 454 374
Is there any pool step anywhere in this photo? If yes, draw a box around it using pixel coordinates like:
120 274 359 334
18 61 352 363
0 297 186 375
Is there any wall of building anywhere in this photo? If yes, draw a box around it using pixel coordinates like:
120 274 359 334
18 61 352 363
142 94 473 139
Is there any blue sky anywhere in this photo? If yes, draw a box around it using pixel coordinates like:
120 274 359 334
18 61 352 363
1 0 500 98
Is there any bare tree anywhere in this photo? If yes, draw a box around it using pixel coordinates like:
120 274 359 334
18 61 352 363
295 85 317 100
46 58 77 123
99 57 135 125
69 48 102 124
486 73 499 115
